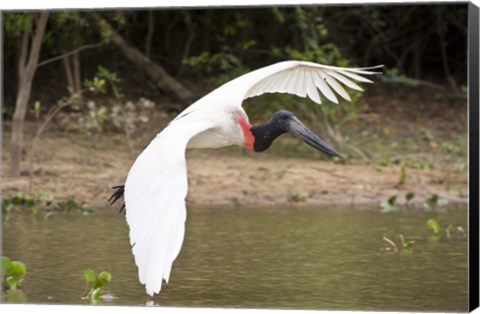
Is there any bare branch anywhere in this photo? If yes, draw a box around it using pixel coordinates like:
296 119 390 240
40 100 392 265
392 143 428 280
37 41 104 68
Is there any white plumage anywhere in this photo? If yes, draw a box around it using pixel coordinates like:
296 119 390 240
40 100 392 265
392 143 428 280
123 60 381 296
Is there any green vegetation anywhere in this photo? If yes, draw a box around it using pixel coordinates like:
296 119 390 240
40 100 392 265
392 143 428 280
379 192 464 252
2 256 29 302
400 235 415 250
382 215 467 254
383 234 415 253
288 190 308 203
425 218 465 241
1 258 114 304
379 193 450 213
2 191 93 221
426 218 441 238
83 269 112 303
380 195 397 213
405 192 415 209
424 194 449 211
2 257 27 291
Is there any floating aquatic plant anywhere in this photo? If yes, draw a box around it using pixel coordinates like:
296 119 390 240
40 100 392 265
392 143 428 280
2 256 27 291
83 269 112 303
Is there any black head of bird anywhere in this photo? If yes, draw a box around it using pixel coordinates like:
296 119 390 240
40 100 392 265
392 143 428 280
250 110 341 157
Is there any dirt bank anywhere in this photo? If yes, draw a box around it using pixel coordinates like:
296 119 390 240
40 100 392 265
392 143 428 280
2 124 467 211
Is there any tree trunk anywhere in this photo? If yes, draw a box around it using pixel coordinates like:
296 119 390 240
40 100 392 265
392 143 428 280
10 12 49 176
72 51 82 95
89 12 195 110
145 11 154 58
61 52 83 104
62 52 75 92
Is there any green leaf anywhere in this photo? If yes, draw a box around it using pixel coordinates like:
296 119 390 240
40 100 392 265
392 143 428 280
2 256 12 274
91 287 102 302
11 195 23 205
97 66 120 83
10 261 27 279
3 260 26 290
84 77 107 94
388 195 397 206
380 200 396 213
24 198 36 208
64 199 78 211
405 192 415 202
424 194 439 209
427 218 441 235
381 195 398 213
98 271 112 284
4 13 33 37
84 269 96 284
2 199 13 211
6 276 19 290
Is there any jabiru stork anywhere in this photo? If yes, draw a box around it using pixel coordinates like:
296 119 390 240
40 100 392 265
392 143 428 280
109 60 382 296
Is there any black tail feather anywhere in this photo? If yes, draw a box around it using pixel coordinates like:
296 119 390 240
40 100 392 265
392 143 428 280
109 184 126 213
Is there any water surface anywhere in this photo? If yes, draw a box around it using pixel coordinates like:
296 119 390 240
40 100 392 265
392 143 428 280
2 206 468 311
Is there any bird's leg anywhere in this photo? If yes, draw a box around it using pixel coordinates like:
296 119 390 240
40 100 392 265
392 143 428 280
109 184 126 213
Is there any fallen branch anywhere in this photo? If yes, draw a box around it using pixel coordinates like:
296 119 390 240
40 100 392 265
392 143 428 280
88 12 195 109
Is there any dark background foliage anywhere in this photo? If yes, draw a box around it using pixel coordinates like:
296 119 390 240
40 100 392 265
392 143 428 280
2 4 468 113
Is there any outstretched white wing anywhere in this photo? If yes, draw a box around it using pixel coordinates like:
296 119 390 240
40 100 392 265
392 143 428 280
175 60 381 122
124 120 213 296
226 60 382 104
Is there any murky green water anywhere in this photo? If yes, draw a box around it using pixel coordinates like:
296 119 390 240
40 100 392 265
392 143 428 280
1 206 468 311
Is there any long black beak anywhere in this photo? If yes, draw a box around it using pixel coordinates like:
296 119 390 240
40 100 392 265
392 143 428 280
288 117 341 157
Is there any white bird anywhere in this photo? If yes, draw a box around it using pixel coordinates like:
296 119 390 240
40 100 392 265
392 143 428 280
109 60 382 296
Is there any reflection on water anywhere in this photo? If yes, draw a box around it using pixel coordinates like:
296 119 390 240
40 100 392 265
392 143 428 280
2 206 468 311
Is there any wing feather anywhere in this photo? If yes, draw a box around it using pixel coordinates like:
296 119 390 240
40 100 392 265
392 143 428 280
262 72 281 93
227 60 382 104
326 70 364 92
282 71 293 92
323 74 351 101
124 121 213 296
298 68 307 97
277 70 291 93
305 70 322 104
313 70 338 104
337 69 373 83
